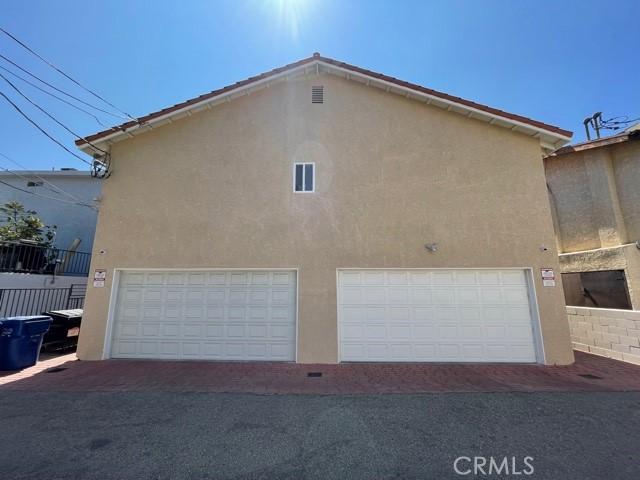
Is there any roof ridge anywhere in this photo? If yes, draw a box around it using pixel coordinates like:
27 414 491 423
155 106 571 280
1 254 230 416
76 54 571 147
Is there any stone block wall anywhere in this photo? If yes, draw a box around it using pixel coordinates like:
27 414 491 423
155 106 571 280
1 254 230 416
568 306 640 364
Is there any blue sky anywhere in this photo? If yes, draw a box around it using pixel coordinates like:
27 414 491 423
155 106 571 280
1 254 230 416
1 0 639 171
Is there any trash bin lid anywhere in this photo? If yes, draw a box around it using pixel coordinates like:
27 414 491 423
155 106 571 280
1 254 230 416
1 316 52 336
43 309 83 319
3 315 53 322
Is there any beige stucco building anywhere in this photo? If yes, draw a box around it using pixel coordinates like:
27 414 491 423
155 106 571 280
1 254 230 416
545 130 640 309
75 54 574 365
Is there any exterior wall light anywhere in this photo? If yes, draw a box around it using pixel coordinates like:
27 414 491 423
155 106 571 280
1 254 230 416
425 243 438 252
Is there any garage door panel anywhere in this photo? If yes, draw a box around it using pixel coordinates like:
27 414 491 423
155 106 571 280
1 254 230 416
248 307 268 320
414 325 437 338
432 288 456 304
478 271 501 285
366 307 386 321
272 272 293 285
363 271 385 284
111 270 296 361
503 288 529 304
458 307 482 322
456 287 480 304
117 323 138 337
434 307 458 321
115 340 137 355
339 269 538 363
366 325 387 339
411 288 432 304
122 273 145 286
461 344 484 359
455 271 478 285
459 325 484 339
501 270 526 285
388 288 409 304
389 325 411 339
389 307 410 321
167 272 186 285
272 289 293 305
162 324 180 336
414 307 434 321
409 272 431 285
271 306 292 320
362 287 384 303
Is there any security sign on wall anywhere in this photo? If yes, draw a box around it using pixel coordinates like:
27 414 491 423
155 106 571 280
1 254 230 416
93 269 107 288
541 268 555 287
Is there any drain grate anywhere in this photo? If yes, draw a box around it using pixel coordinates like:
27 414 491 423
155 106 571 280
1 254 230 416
578 373 603 380
44 367 68 374
307 372 322 378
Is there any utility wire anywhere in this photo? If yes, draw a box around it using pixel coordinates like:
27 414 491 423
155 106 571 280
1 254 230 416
0 72 109 155
0 164 83 202
0 27 137 122
0 64 111 128
0 178 97 210
0 151 85 203
0 89 94 167
0 53 127 120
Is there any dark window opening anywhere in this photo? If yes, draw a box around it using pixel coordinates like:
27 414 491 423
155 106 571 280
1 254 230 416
562 270 632 310
294 163 314 192
304 164 313 191
294 164 304 191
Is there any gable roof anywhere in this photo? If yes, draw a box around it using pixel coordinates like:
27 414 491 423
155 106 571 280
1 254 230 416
76 53 572 153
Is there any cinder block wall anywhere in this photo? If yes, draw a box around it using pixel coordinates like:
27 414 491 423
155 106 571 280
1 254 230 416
568 306 640 364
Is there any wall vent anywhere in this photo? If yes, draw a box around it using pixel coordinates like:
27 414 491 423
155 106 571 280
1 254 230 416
312 86 324 104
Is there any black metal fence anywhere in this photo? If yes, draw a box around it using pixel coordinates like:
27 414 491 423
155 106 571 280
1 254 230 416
0 242 91 276
0 284 86 317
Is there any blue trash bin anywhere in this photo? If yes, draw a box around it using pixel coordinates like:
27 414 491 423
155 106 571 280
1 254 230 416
0 316 52 371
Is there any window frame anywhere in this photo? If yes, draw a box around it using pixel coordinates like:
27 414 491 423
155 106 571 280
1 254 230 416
293 162 315 193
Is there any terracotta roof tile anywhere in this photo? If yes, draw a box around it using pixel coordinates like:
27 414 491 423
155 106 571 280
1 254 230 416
76 54 572 146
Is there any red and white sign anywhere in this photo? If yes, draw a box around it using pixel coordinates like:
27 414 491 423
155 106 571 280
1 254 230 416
93 269 107 288
541 268 555 287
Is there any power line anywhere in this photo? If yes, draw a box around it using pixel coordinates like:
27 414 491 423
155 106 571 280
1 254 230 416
0 27 137 122
0 71 109 155
0 151 85 203
0 178 97 210
0 53 127 120
0 89 94 167
0 164 83 202
0 64 111 128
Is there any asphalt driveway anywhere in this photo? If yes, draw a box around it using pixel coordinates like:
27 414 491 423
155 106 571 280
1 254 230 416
1 390 638 480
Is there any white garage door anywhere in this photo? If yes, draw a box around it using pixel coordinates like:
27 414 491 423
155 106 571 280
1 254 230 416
110 270 296 361
338 269 539 363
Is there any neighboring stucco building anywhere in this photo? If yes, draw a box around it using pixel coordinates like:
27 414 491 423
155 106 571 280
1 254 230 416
0 169 101 252
74 54 574 365
545 129 640 309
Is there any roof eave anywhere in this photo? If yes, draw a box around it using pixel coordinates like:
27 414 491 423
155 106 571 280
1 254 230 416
76 57 572 154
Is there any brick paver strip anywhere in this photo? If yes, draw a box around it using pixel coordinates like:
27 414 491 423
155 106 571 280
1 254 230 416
2 351 640 394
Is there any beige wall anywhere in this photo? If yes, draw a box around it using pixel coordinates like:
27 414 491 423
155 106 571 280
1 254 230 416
78 73 573 365
545 141 640 253
568 306 640 364
612 143 640 241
